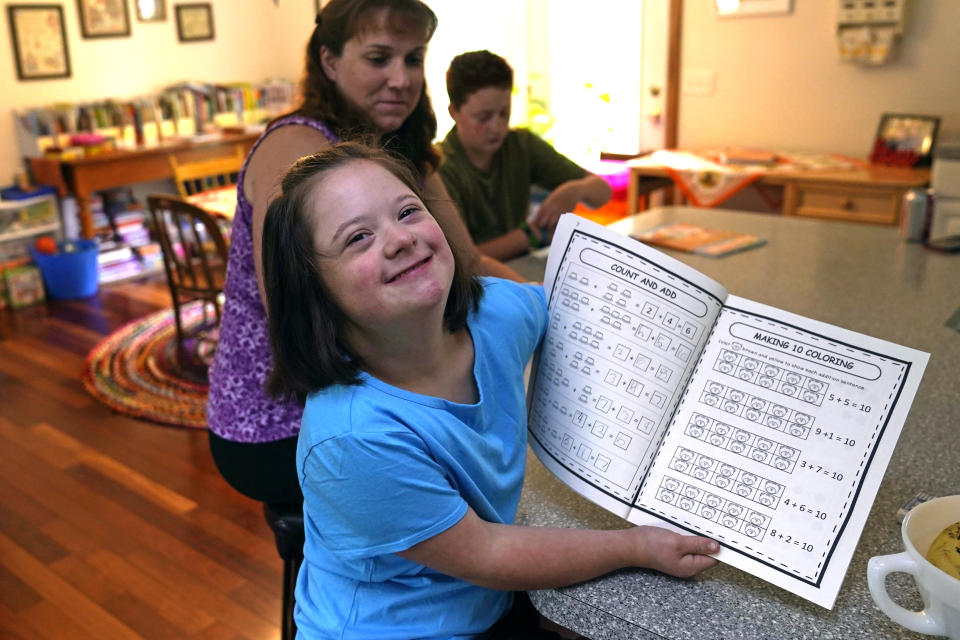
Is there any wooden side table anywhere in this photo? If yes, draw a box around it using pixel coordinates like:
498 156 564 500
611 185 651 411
626 156 930 225
770 165 930 225
29 132 258 239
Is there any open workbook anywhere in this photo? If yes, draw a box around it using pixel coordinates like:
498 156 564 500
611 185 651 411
526 215 929 609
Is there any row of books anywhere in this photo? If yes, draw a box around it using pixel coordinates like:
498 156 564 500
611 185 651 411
14 78 296 158
88 198 164 284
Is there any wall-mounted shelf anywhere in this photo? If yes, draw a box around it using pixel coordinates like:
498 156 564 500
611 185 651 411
837 0 907 35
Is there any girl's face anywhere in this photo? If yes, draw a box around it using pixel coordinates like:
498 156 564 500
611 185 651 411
309 160 454 335
321 11 427 134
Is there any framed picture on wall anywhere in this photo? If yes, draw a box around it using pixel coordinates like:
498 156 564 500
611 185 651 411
135 0 167 22
6 4 72 80
77 0 131 38
869 113 940 168
175 3 214 42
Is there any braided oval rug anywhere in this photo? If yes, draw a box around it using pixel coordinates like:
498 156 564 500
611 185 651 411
81 302 217 429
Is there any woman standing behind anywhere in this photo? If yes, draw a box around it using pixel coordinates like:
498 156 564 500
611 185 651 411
207 0 520 506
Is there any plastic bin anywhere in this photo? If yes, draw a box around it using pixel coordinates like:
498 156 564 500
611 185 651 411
29 240 99 299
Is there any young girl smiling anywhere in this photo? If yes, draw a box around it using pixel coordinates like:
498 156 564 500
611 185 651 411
262 142 718 639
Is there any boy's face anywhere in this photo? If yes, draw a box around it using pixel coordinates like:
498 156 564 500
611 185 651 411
448 86 512 161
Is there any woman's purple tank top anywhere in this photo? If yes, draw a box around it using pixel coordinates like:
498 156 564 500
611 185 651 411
207 115 338 442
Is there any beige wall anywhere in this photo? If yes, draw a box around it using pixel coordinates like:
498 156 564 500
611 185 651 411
6 1 959 188
679 0 960 156
0 0 314 185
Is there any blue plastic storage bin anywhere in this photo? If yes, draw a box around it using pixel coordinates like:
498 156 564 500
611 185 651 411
29 240 99 299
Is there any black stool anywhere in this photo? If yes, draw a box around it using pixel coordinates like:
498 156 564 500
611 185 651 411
263 503 305 640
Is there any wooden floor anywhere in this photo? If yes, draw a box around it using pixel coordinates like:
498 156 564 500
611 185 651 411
0 275 284 640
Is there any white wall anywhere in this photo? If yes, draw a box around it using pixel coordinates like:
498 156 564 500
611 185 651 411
679 0 960 156
543 0 644 163
431 0 648 166
425 0 529 142
0 0 314 185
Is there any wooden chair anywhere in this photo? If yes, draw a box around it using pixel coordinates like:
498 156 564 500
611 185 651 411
146 195 230 367
168 144 245 198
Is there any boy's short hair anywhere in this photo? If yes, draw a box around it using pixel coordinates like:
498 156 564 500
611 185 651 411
446 50 513 110
262 141 483 402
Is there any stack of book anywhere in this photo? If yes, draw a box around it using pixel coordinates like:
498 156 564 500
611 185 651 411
90 196 163 284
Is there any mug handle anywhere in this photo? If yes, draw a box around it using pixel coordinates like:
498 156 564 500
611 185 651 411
867 552 946 635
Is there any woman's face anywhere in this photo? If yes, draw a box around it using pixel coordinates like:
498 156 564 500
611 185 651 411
321 12 427 134
309 160 454 335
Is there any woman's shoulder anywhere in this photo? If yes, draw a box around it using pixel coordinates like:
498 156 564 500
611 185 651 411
244 123 334 201
253 122 333 165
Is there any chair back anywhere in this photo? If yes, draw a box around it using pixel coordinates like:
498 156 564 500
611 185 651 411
146 195 230 302
168 145 244 198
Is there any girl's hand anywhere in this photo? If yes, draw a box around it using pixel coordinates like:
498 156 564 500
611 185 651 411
632 526 720 578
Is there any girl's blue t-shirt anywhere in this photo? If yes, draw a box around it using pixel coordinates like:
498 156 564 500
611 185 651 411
294 278 548 639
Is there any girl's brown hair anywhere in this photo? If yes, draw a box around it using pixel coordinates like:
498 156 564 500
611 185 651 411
262 141 482 402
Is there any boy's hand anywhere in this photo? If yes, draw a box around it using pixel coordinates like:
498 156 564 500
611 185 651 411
534 183 581 231
632 526 720 578
527 219 552 248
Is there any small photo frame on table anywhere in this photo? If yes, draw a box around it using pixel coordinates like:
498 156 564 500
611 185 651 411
6 4 72 80
77 0 131 38
135 0 167 22
869 113 940 168
175 3 214 42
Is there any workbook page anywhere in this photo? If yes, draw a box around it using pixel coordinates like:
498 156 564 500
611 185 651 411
527 215 727 518
631 295 928 608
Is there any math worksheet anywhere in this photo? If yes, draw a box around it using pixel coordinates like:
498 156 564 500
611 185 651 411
527 215 928 608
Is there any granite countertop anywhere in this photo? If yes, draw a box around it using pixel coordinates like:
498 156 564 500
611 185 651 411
511 207 960 640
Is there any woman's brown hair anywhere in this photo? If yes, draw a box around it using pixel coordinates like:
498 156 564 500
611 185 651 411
297 0 440 177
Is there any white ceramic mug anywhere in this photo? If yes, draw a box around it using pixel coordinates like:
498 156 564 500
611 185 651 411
868 494 960 639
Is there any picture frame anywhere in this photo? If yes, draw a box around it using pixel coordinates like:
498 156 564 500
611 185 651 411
77 0 131 38
869 113 940 168
135 0 167 22
716 0 792 17
175 3 214 42
6 4 72 81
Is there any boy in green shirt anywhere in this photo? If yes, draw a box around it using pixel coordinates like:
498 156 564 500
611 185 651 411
438 50 612 260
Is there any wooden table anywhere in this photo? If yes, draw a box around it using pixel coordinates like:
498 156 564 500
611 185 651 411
29 132 258 239
508 207 960 639
626 156 930 225
186 185 238 221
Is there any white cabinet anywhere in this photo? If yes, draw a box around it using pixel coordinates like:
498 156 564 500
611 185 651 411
0 191 61 262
